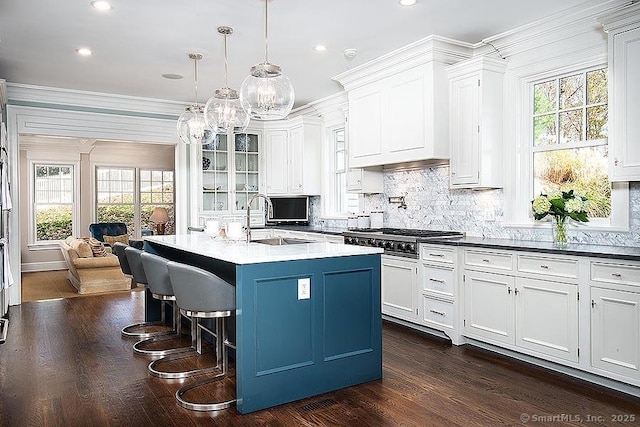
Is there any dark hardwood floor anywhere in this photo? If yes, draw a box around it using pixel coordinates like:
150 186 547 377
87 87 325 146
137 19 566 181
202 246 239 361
1 292 638 426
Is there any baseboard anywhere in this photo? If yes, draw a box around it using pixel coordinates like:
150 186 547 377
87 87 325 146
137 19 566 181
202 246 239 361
21 261 67 273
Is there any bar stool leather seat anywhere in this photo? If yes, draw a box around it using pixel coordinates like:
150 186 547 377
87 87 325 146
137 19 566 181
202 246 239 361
116 243 173 339
167 260 236 411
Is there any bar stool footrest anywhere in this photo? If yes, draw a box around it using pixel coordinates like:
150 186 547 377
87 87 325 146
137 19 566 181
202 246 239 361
175 373 236 411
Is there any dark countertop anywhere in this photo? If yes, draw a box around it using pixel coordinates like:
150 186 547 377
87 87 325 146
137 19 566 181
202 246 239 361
422 236 640 262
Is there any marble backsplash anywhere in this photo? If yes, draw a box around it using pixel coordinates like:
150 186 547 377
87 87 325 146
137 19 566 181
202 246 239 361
310 165 640 248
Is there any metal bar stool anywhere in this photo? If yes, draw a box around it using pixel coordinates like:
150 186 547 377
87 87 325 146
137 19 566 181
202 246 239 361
116 243 174 339
167 260 236 411
143 254 220 378
125 246 191 357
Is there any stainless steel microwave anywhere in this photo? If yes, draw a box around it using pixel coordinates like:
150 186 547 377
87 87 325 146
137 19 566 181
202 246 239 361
267 196 309 224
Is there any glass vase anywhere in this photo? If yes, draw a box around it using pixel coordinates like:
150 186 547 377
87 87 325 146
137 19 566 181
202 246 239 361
552 216 568 247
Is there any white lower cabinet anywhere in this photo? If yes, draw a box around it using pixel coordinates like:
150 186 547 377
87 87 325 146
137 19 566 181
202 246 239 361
515 277 578 362
381 255 418 323
464 270 515 345
591 287 640 380
463 249 579 363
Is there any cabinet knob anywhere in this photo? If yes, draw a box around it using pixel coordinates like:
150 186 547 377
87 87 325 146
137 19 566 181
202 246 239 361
591 299 596 308
508 287 512 294
614 158 619 166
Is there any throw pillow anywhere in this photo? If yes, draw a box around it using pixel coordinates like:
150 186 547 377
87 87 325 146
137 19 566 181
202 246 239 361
104 234 129 246
70 238 93 258
87 237 108 257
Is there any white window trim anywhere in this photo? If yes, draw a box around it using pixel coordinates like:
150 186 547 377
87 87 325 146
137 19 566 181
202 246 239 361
27 160 81 250
504 59 630 232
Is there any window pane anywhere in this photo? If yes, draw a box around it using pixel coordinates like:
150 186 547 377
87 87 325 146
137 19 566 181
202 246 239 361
533 81 556 114
560 74 584 109
586 105 608 140
533 146 610 218
533 114 557 146
559 110 583 144
140 170 150 181
35 205 72 241
587 69 608 104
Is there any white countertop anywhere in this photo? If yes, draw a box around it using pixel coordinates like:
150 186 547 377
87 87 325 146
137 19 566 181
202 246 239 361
144 234 383 265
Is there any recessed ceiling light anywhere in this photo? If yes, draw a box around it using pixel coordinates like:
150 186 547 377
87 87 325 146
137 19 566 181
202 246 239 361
314 45 327 52
76 47 93 56
399 0 417 6
90 1 113 10
161 73 183 80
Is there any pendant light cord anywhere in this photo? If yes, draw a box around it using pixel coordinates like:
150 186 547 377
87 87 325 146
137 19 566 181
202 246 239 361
224 33 229 88
193 57 199 106
264 0 269 63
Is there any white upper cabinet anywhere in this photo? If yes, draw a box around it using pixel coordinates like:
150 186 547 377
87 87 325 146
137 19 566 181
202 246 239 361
599 3 640 181
334 37 472 169
264 116 322 196
447 56 506 189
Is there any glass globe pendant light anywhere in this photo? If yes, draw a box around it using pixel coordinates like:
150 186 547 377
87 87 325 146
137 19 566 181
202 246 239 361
239 0 295 121
177 53 214 145
204 26 250 134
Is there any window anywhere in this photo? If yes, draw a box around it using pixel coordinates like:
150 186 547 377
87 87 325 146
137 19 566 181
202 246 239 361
96 167 174 236
332 128 359 216
531 67 612 221
33 163 75 242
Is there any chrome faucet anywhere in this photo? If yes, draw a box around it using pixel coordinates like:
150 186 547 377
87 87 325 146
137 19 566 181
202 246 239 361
247 193 273 243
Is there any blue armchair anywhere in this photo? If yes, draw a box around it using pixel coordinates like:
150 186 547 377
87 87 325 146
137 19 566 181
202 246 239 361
89 222 144 249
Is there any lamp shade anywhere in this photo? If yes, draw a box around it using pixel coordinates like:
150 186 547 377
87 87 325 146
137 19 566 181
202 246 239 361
204 88 250 133
239 63 295 120
150 207 169 224
177 105 215 145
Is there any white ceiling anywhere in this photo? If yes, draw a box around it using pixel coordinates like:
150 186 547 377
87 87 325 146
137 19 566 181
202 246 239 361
0 0 590 109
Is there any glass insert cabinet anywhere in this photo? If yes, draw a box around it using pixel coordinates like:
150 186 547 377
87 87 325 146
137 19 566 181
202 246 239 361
200 130 264 219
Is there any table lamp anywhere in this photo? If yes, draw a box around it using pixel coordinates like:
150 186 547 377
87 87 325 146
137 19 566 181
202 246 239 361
150 207 170 235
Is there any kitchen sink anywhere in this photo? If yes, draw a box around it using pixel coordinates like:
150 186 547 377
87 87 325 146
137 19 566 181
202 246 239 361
253 237 314 246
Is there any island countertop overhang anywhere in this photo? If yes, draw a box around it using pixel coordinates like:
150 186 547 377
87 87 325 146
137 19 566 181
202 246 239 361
144 234 382 265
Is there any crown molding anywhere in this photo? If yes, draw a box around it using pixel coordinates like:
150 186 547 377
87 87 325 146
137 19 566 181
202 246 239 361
598 2 640 31
6 83 186 118
333 35 473 91
480 0 629 58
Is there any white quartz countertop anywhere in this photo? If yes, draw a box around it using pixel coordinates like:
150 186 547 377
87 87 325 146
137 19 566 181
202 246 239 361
144 234 383 265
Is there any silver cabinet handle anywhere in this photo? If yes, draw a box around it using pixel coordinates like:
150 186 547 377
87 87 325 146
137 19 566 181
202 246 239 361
482 259 490 263
429 278 445 283
429 253 444 257
429 309 445 316
540 265 549 269
514 287 519 295
508 287 512 294
611 272 622 278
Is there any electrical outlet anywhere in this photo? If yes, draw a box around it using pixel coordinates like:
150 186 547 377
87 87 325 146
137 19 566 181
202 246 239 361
298 278 310 300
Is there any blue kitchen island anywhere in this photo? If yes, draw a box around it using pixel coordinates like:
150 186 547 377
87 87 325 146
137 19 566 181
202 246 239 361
143 234 383 414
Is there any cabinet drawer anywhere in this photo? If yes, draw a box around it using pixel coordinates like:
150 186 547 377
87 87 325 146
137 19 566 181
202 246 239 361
518 255 578 279
591 262 640 287
422 296 454 329
422 264 455 297
465 250 513 271
420 246 454 264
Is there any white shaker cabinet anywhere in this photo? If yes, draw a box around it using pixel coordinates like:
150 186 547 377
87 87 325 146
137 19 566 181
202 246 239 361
264 117 322 196
447 56 505 189
381 255 419 323
463 249 579 362
591 287 640 380
600 3 640 181
347 64 449 168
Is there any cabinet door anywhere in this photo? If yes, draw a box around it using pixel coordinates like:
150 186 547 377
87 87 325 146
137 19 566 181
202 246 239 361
381 256 418 323
610 26 640 181
591 287 640 379
463 270 515 345
264 130 289 195
387 67 426 155
348 86 383 167
450 75 479 186
288 126 304 194
515 278 578 362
